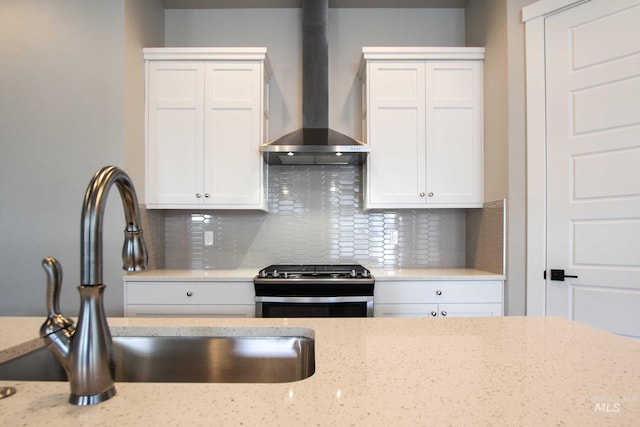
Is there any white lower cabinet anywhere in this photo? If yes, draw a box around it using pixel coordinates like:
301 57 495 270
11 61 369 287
374 281 503 318
124 278 502 319
124 281 255 318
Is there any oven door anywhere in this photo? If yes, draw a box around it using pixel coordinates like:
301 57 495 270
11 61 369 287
255 296 373 318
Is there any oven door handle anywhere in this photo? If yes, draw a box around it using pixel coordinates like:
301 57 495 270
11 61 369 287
255 296 373 304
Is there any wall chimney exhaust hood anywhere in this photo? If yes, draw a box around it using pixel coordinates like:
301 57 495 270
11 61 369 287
260 0 369 166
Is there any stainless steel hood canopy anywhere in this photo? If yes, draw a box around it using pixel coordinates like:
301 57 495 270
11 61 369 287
260 0 369 165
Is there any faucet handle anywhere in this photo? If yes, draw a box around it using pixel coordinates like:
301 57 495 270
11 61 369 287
40 257 75 337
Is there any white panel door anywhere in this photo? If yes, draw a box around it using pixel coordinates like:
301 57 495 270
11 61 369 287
425 61 483 206
367 61 426 206
545 0 640 338
146 61 204 205
204 61 263 206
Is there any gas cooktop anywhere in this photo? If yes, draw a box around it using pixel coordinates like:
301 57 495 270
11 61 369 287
256 264 372 280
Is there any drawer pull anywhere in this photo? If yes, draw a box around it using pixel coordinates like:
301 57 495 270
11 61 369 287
186 291 193 297
435 290 442 296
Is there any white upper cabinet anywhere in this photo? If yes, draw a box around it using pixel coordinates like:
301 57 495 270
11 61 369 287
360 47 484 209
144 48 270 210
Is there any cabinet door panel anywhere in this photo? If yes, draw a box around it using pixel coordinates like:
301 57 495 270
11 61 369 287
432 67 475 101
147 62 204 205
204 62 263 207
426 62 482 206
367 61 426 206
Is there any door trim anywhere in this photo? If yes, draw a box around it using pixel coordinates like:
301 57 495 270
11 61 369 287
522 0 590 22
523 0 591 315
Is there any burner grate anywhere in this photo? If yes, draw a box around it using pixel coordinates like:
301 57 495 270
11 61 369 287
257 264 371 280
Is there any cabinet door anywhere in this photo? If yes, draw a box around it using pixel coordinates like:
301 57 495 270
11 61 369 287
425 61 483 206
146 61 205 205
204 61 264 208
366 61 426 207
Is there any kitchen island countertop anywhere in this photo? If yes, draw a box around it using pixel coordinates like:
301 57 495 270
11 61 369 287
0 316 638 426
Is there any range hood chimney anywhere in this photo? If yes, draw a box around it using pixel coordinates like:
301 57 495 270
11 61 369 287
260 0 369 165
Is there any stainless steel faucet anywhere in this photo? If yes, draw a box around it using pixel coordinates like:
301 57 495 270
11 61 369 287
40 166 148 406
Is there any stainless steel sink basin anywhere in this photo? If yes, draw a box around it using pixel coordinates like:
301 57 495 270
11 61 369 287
0 335 315 383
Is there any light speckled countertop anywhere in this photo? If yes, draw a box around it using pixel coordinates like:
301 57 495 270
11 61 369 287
0 316 638 426
123 268 505 282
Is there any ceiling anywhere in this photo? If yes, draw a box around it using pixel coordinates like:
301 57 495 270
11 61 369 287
161 0 469 9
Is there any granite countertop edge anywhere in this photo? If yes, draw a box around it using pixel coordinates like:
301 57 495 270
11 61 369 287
123 268 505 282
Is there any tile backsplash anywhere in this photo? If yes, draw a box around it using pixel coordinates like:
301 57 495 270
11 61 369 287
144 165 503 271
155 165 466 269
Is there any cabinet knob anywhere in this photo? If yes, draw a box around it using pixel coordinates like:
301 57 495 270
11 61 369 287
186 291 193 297
441 310 447 317
196 193 202 198
419 192 426 197
435 290 442 296
428 192 434 197
204 193 210 198
430 311 437 317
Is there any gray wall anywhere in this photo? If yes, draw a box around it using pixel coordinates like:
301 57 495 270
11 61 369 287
0 0 164 317
465 0 538 315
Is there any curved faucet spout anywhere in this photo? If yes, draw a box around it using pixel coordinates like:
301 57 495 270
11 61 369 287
41 166 149 406
81 166 148 286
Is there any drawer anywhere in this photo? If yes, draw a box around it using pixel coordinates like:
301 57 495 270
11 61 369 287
374 280 503 304
125 281 254 305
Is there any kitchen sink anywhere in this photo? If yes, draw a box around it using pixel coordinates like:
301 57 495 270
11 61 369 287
0 335 315 383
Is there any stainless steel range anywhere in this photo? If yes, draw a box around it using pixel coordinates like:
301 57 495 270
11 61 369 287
254 264 375 318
